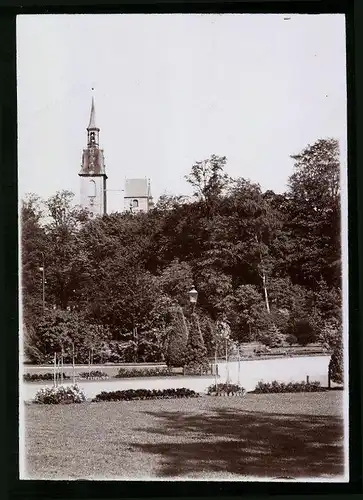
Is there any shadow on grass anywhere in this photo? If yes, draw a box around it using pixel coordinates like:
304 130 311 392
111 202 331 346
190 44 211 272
133 408 344 478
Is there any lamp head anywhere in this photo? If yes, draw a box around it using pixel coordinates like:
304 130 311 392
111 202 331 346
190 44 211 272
188 286 198 304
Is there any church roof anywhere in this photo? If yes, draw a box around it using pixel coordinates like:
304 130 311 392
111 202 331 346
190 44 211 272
87 96 98 130
124 178 150 198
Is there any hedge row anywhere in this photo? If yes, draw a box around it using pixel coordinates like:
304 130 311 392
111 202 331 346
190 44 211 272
207 383 246 396
115 367 176 378
92 388 199 402
78 371 109 379
252 380 327 393
23 373 70 382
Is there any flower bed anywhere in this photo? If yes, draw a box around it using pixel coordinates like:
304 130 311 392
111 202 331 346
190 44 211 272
207 383 246 397
33 384 86 404
78 370 109 380
24 373 70 382
92 388 199 402
252 380 327 394
115 367 177 378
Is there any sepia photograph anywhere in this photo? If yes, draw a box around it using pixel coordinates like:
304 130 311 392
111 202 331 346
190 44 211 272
18 13 348 481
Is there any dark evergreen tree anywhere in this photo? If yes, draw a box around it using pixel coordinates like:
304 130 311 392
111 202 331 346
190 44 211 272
329 342 343 384
165 307 188 368
184 313 208 373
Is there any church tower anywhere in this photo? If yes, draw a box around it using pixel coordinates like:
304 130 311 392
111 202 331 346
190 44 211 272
79 97 107 216
124 178 154 213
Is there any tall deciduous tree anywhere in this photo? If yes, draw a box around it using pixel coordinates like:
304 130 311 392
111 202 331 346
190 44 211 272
158 259 194 308
287 138 341 288
185 154 229 216
185 154 229 200
43 191 90 310
21 194 47 330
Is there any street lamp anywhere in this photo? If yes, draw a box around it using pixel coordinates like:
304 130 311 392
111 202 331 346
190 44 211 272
188 285 198 314
220 319 231 383
39 252 45 312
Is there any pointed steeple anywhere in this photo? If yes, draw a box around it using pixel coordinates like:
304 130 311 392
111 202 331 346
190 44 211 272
86 93 100 148
79 94 108 217
87 96 98 130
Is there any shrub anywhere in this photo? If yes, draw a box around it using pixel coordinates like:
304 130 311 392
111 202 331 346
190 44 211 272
115 367 173 378
78 370 109 380
33 384 86 404
260 324 286 348
287 317 318 346
252 380 326 393
285 334 298 346
92 387 199 402
165 308 188 367
207 383 245 396
183 360 211 376
329 344 343 384
184 313 208 367
23 372 70 382
254 345 270 355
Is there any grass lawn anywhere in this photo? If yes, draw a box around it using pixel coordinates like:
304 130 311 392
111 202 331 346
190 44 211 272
24 391 345 480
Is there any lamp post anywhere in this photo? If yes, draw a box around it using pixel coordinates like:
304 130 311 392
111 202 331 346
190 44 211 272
188 285 198 314
187 285 199 376
220 319 231 383
237 345 241 386
39 252 45 312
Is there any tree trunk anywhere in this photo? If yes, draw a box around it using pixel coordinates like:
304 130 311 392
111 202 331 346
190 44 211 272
72 342 75 385
53 352 57 386
134 328 138 363
60 347 64 385
214 348 218 389
88 350 91 377
225 338 229 383
57 358 61 386
237 347 241 386
262 273 271 313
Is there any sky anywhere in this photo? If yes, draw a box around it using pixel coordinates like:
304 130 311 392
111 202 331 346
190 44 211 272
17 14 347 213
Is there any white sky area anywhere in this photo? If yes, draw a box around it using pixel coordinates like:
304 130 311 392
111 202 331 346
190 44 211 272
17 14 347 213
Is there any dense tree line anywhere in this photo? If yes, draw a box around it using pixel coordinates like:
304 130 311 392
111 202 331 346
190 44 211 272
21 139 343 369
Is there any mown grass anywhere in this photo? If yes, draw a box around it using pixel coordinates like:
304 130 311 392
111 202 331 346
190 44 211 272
24 391 345 480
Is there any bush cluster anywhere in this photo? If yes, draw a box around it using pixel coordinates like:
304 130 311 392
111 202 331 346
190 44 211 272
78 370 109 380
207 383 246 396
329 344 343 384
23 372 70 382
33 384 86 404
183 360 211 376
115 367 174 378
92 387 199 402
253 380 326 393
253 346 327 357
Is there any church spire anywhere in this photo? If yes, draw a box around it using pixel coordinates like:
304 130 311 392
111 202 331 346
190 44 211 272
87 96 98 130
79 94 108 217
86 93 99 148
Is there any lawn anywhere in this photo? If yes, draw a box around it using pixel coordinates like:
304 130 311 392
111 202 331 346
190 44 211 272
23 391 345 480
